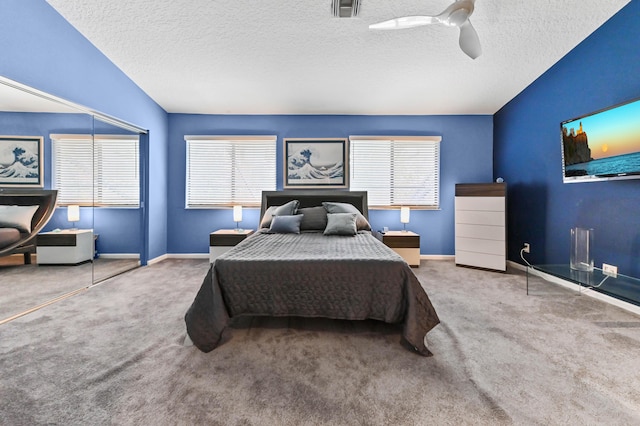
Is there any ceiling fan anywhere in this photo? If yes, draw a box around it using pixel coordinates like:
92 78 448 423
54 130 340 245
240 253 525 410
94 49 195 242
369 0 482 59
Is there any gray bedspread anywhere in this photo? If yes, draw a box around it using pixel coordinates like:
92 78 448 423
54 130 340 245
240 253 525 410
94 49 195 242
185 230 440 355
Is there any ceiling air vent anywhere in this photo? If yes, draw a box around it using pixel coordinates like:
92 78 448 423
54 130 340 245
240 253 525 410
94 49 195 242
332 0 362 18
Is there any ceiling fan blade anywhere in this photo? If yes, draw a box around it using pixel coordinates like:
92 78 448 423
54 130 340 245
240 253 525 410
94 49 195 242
369 16 437 30
458 20 482 59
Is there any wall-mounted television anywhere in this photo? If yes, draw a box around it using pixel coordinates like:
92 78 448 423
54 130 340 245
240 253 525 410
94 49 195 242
561 97 640 183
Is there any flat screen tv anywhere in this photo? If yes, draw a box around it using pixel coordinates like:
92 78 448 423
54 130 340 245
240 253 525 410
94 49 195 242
561 97 640 183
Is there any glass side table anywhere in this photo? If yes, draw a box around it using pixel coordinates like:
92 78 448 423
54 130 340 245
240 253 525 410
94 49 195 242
526 264 640 307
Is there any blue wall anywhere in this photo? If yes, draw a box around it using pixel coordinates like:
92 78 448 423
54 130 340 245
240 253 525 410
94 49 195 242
167 114 493 255
0 0 169 261
494 0 640 276
0 111 141 255
1 1 493 260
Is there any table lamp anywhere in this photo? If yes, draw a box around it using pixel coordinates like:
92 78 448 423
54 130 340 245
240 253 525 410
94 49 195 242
400 206 410 232
67 205 80 229
233 205 243 232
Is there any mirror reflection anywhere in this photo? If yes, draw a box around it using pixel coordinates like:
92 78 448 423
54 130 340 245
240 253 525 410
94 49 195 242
91 117 142 283
0 79 143 323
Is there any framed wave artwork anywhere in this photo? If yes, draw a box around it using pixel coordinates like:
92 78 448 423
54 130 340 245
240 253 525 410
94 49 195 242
0 136 44 187
284 138 348 188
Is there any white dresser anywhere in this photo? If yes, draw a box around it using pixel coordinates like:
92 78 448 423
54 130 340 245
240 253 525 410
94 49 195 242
455 183 506 271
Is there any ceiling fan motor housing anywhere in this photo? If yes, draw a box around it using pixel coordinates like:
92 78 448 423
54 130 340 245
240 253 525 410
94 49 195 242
332 0 361 18
444 1 474 27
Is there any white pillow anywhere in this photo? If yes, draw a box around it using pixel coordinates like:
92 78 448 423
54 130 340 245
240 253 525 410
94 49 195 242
0 205 39 233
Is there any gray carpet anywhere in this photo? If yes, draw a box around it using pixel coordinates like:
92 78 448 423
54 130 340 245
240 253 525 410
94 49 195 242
0 257 138 321
1 259 639 425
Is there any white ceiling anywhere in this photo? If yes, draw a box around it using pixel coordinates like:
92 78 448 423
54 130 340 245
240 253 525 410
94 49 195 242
38 0 631 115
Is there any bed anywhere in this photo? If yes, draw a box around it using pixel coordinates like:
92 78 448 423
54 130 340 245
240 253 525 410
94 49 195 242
185 190 440 356
0 189 58 264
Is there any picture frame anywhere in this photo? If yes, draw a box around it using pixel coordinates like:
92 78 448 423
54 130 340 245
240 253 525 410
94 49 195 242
0 136 44 187
284 138 348 188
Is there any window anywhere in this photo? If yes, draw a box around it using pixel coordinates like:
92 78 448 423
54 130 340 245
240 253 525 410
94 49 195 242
349 136 441 208
185 136 277 207
51 134 140 207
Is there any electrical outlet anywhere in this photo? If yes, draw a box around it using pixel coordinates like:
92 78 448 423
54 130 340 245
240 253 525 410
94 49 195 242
602 263 618 277
523 243 530 253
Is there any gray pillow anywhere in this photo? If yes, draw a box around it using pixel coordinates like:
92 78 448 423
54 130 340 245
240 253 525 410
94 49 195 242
259 206 278 228
269 214 303 234
0 205 39 233
259 200 300 228
322 201 371 231
298 206 328 231
323 213 357 236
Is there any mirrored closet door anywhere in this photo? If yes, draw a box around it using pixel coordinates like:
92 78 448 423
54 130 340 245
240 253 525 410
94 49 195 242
0 78 146 324
91 117 145 283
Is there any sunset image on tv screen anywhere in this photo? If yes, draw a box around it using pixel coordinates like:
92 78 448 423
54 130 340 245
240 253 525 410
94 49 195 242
562 98 640 179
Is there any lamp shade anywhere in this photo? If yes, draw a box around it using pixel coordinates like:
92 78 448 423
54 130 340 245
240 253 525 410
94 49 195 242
400 206 410 224
67 205 80 223
233 205 243 223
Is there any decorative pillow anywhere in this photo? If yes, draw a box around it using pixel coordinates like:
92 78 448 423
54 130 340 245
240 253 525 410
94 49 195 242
323 213 357 236
298 206 328 231
259 200 300 228
0 205 39 233
259 206 278 228
269 214 303 234
322 201 371 231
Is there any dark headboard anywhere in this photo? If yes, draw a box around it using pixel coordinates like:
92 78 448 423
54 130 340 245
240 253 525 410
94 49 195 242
0 189 58 234
0 189 58 259
261 190 369 219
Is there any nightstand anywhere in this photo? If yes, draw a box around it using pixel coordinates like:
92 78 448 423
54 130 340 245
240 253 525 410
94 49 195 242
36 229 95 265
382 230 420 267
209 229 254 262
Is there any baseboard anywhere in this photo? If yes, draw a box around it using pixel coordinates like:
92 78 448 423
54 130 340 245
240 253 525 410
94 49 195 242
166 253 209 260
160 253 452 261
98 253 140 260
507 260 527 272
156 253 451 261
420 255 455 260
148 253 169 265
519 261 640 317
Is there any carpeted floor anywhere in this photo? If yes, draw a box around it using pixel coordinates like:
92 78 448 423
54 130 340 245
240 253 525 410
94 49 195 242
0 259 639 425
0 257 138 321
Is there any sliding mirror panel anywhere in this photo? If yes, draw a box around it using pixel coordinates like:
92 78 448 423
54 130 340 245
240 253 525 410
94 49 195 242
91 117 144 282
0 80 94 322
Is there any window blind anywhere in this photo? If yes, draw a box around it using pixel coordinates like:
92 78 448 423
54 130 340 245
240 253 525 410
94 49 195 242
185 136 277 207
349 136 441 208
51 134 140 207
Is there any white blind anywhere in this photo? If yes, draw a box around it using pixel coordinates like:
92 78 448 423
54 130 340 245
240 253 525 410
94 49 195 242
51 134 140 207
185 136 277 207
349 136 441 208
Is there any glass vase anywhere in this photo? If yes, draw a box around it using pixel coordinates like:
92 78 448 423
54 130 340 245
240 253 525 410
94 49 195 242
570 227 594 271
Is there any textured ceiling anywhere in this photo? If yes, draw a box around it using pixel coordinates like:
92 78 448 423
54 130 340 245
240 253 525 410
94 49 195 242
43 0 631 115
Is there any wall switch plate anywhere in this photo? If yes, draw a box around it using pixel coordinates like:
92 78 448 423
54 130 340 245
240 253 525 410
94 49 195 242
602 263 618 277
523 243 530 253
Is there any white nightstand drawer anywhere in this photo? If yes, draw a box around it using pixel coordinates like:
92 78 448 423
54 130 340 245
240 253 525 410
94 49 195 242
37 229 94 265
209 229 254 263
